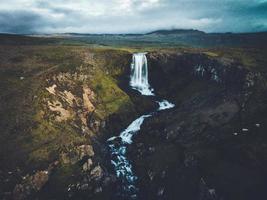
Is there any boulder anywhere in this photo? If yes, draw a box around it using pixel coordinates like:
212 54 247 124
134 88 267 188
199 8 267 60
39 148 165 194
82 158 93 172
78 145 95 159
90 166 103 181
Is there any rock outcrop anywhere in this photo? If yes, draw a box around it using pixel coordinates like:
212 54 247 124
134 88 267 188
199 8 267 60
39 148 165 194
0 46 135 200
129 52 267 200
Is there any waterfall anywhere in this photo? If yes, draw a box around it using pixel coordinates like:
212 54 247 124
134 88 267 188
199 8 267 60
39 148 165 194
107 53 175 199
130 53 154 96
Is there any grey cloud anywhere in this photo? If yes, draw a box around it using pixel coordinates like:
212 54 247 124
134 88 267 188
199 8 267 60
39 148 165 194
0 11 44 34
0 0 266 34
34 1 74 15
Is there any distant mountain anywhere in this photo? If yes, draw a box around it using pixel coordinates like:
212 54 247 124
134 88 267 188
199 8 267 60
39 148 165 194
32 29 206 37
146 29 205 35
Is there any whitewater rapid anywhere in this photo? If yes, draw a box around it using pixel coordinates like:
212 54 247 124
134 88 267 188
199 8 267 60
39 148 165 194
107 53 175 199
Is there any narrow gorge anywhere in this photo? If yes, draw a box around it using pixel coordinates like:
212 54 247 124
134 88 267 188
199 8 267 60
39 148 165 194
107 53 174 199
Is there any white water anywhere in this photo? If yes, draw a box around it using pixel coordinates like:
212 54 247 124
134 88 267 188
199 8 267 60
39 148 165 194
107 115 152 199
107 53 174 199
120 114 152 144
130 53 154 96
158 100 175 111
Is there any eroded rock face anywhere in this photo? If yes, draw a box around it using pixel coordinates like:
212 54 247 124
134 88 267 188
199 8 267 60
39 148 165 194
47 99 72 122
45 71 98 134
128 52 267 200
147 52 257 100
0 47 136 200
60 144 95 164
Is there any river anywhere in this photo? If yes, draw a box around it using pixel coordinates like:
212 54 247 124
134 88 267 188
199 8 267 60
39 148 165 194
107 52 175 199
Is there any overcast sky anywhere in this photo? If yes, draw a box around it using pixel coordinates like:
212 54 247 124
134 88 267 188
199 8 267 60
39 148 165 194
0 0 266 34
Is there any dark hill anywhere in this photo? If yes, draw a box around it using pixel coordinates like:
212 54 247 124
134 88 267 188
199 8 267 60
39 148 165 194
146 29 205 35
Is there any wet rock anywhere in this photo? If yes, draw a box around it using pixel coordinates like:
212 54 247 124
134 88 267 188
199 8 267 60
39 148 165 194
166 129 178 140
137 142 144 148
80 183 89 190
157 187 164 196
90 166 103 181
100 120 106 128
148 170 154 181
103 174 117 186
111 136 123 148
148 146 155 153
102 175 116 187
102 176 111 186
161 170 166 179
208 189 216 197
184 154 198 167
199 178 218 200
94 186 103 193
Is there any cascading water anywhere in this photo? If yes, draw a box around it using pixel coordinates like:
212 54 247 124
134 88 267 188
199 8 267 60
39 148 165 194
130 53 154 96
107 53 174 199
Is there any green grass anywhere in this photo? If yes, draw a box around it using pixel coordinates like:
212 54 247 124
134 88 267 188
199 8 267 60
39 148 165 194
89 68 132 118
0 44 135 172
205 47 267 72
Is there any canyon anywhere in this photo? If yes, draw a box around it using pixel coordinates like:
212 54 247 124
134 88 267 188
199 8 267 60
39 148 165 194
0 33 267 200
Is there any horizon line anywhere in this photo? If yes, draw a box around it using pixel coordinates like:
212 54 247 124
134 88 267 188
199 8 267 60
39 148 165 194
1 28 267 36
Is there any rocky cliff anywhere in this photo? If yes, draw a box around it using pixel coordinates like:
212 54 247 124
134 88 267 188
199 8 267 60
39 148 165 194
129 51 267 200
0 46 138 199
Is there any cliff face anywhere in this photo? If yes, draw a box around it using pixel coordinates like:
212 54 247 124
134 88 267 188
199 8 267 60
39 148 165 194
129 52 267 200
0 46 137 199
147 52 257 101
